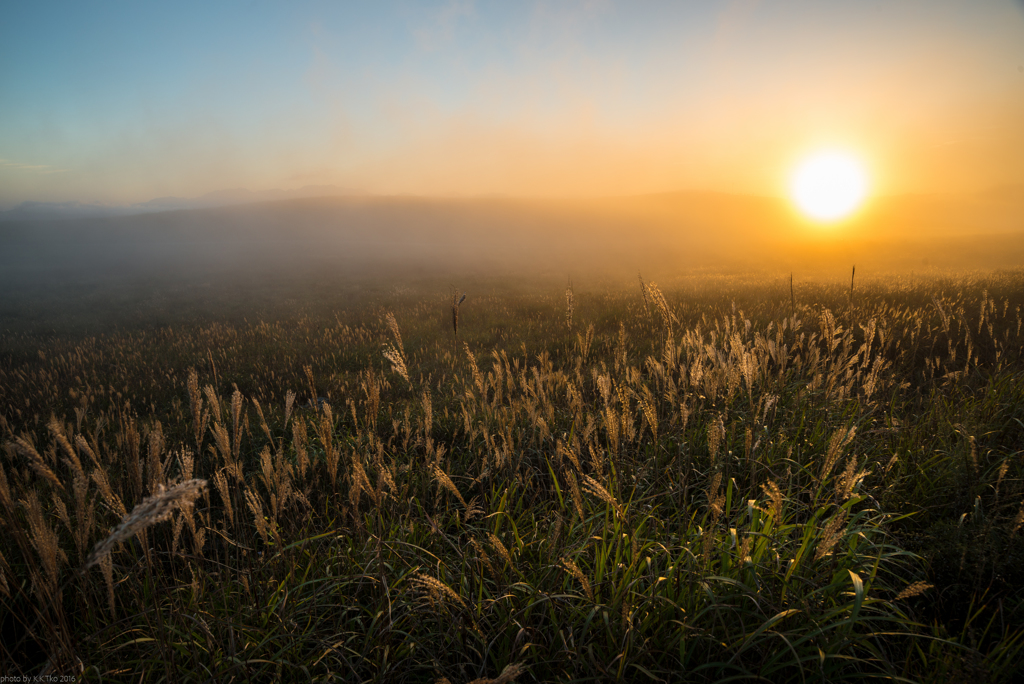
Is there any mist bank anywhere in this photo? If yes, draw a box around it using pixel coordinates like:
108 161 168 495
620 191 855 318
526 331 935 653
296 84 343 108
2 190 1023 290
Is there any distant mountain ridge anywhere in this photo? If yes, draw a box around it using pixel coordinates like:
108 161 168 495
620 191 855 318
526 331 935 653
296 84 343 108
0 185 353 221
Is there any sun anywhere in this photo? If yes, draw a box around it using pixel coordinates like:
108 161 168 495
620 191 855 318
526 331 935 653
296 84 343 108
790 151 868 222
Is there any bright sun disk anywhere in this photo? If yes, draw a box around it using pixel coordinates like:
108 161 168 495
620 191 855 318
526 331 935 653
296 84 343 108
790 151 867 221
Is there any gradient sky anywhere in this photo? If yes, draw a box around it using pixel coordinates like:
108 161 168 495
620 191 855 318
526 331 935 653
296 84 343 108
1 0 1023 208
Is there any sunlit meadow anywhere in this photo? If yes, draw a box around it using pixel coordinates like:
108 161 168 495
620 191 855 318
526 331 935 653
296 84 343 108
2 268 1023 681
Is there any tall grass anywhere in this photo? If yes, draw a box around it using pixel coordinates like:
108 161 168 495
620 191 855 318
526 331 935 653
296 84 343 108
1 270 1023 681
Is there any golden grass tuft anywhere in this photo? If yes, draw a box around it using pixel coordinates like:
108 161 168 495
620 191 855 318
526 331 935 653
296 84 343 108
85 478 207 570
560 557 593 601
895 581 934 601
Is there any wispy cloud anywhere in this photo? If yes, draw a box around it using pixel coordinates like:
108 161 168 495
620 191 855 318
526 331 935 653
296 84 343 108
0 158 66 174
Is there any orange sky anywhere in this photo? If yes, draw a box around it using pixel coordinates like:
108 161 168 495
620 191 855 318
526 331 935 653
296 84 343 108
1 1 1023 208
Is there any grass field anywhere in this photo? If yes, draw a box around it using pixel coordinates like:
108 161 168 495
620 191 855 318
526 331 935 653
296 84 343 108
2 267 1023 682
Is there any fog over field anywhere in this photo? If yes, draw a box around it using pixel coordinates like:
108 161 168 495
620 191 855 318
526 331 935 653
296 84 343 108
3 190 1023 318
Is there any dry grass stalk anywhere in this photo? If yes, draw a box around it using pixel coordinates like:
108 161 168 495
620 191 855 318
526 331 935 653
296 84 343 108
451 290 466 336
245 488 270 545
9 436 63 491
582 474 624 518
762 479 784 521
284 389 296 425
548 514 564 562
821 426 856 481
213 468 234 527
565 279 575 330
639 386 658 442
25 490 64 594
433 465 467 509
560 558 593 601
84 478 207 569
708 416 725 464
895 581 934 601
203 385 222 424
1011 502 1024 536
814 509 848 562
566 471 585 520
384 311 405 356
488 533 512 566
90 467 126 517
382 343 410 386
470 537 498 580
411 572 467 609
836 455 867 501
468 663 527 684
74 434 101 470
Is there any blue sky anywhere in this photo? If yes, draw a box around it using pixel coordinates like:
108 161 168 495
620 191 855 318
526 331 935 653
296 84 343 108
1 0 1023 207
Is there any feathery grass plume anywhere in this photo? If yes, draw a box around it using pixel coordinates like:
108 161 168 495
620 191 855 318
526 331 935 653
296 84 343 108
0 460 13 514
821 426 856 481
203 384 222 424
882 454 899 477
253 398 273 443
548 514 564 562
213 469 234 527
488 533 512 567
411 572 467 609
639 385 658 442
349 453 372 509
565 278 575 330
303 364 318 409
707 415 725 464
292 418 308 480
9 435 63 491
836 454 867 501
647 281 674 334
317 404 339 486
814 509 848 562
465 343 485 395
24 490 64 595
84 479 207 569
468 663 527 684
230 389 244 461
433 464 467 508
74 434 100 470
384 311 405 356
284 389 296 426
560 557 593 601
48 416 81 475
147 421 166 494
582 474 624 518
451 289 466 336
576 323 594 362
557 439 581 472
895 581 934 601
90 467 127 521
566 471 585 520
470 537 498 580
707 472 725 517
638 272 651 319
463 495 485 523
762 479 784 521
0 548 13 597
1011 502 1024 536
245 488 270 545
187 367 207 449
382 343 410 386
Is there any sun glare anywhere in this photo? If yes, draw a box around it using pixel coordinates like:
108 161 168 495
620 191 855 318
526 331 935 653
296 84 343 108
790 151 868 222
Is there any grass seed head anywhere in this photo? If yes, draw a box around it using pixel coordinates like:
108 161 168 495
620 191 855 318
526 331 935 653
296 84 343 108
85 478 207 569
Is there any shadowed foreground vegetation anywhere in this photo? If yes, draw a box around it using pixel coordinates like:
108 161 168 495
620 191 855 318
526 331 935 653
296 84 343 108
1 270 1024 682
